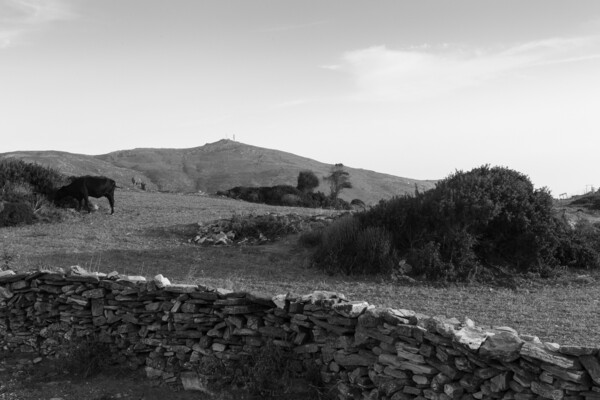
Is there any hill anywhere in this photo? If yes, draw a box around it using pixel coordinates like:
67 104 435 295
1 140 436 204
0 150 157 191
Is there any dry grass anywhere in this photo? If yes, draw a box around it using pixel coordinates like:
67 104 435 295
2 189 600 347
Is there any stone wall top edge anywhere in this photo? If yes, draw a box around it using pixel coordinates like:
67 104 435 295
2 267 600 354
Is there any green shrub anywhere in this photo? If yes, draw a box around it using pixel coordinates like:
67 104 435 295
54 336 114 378
353 226 399 274
219 183 352 210
244 343 295 397
311 215 399 275
0 202 35 227
0 159 67 225
281 193 302 206
0 159 65 197
571 193 600 210
198 343 325 399
299 228 324 248
297 170 319 193
311 215 359 275
324 163 352 200
406 241 451 280
313 165 600 281
556 220 600 269
1 250 17 270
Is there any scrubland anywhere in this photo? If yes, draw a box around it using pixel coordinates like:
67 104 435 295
2 189 599 347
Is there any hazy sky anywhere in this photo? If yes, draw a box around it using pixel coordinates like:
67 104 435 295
1 1 600 196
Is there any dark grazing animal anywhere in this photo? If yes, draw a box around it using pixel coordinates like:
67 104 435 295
55 176 117 214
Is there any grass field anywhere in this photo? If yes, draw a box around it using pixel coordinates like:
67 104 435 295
2 189 599 347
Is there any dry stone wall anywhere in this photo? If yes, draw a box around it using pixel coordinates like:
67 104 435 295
1 266 600 399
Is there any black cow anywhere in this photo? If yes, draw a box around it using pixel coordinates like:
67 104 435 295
55 176 117 214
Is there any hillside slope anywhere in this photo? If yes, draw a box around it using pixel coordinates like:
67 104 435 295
97 140 436 204
1 140 436 204
0 150 157 190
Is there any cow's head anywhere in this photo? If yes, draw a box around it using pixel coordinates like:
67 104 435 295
54 187 66 202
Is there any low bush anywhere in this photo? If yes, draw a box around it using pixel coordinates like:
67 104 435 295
54 336 115 378
311 215 399 275
0 202 35 227
571 192 600 210
198 343 325 399
1 250 17 270
299 228 324 248
0 159 65 197
218 184 352 210
0 159 67 226
557 220 600 270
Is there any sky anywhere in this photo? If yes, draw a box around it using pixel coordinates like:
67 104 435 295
1 0 600 196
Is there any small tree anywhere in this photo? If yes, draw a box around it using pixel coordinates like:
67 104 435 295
324 163 352 200
296 170 319 193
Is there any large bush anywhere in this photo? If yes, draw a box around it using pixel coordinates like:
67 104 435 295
311 165 600 281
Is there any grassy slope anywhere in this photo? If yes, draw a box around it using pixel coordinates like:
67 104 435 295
0 150 157 191
97 139 438 204
2 190 599 346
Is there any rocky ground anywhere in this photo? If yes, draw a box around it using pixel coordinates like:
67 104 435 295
189 212 340 246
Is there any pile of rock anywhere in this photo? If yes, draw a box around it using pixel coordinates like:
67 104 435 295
2 266 600 399
190 212 340 245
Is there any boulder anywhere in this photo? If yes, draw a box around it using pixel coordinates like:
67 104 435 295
479 331 524 362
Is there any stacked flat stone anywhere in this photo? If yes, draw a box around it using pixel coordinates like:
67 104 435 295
190 212 340 245
1 267 600 399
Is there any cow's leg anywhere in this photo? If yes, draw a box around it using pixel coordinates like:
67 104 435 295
83 195 92 213
81 186 92 213
106 194 115 215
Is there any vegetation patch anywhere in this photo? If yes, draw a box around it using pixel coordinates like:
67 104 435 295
52 336 116 379
0 201 35 227
219 184 353 210
197 343 326 399
218 167 356 210
0 159 68 226
569 190 600 210
308 165 600 282
308 215 399 275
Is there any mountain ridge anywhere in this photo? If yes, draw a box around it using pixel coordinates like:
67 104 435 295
1 140 437 205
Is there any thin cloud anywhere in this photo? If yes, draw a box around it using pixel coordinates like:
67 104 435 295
257 20 328 33
537 53 600 66
337 35 600 102
0 0 76 48
270 98 312 109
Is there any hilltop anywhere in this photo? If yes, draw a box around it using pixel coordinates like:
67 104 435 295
1 140 436 204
